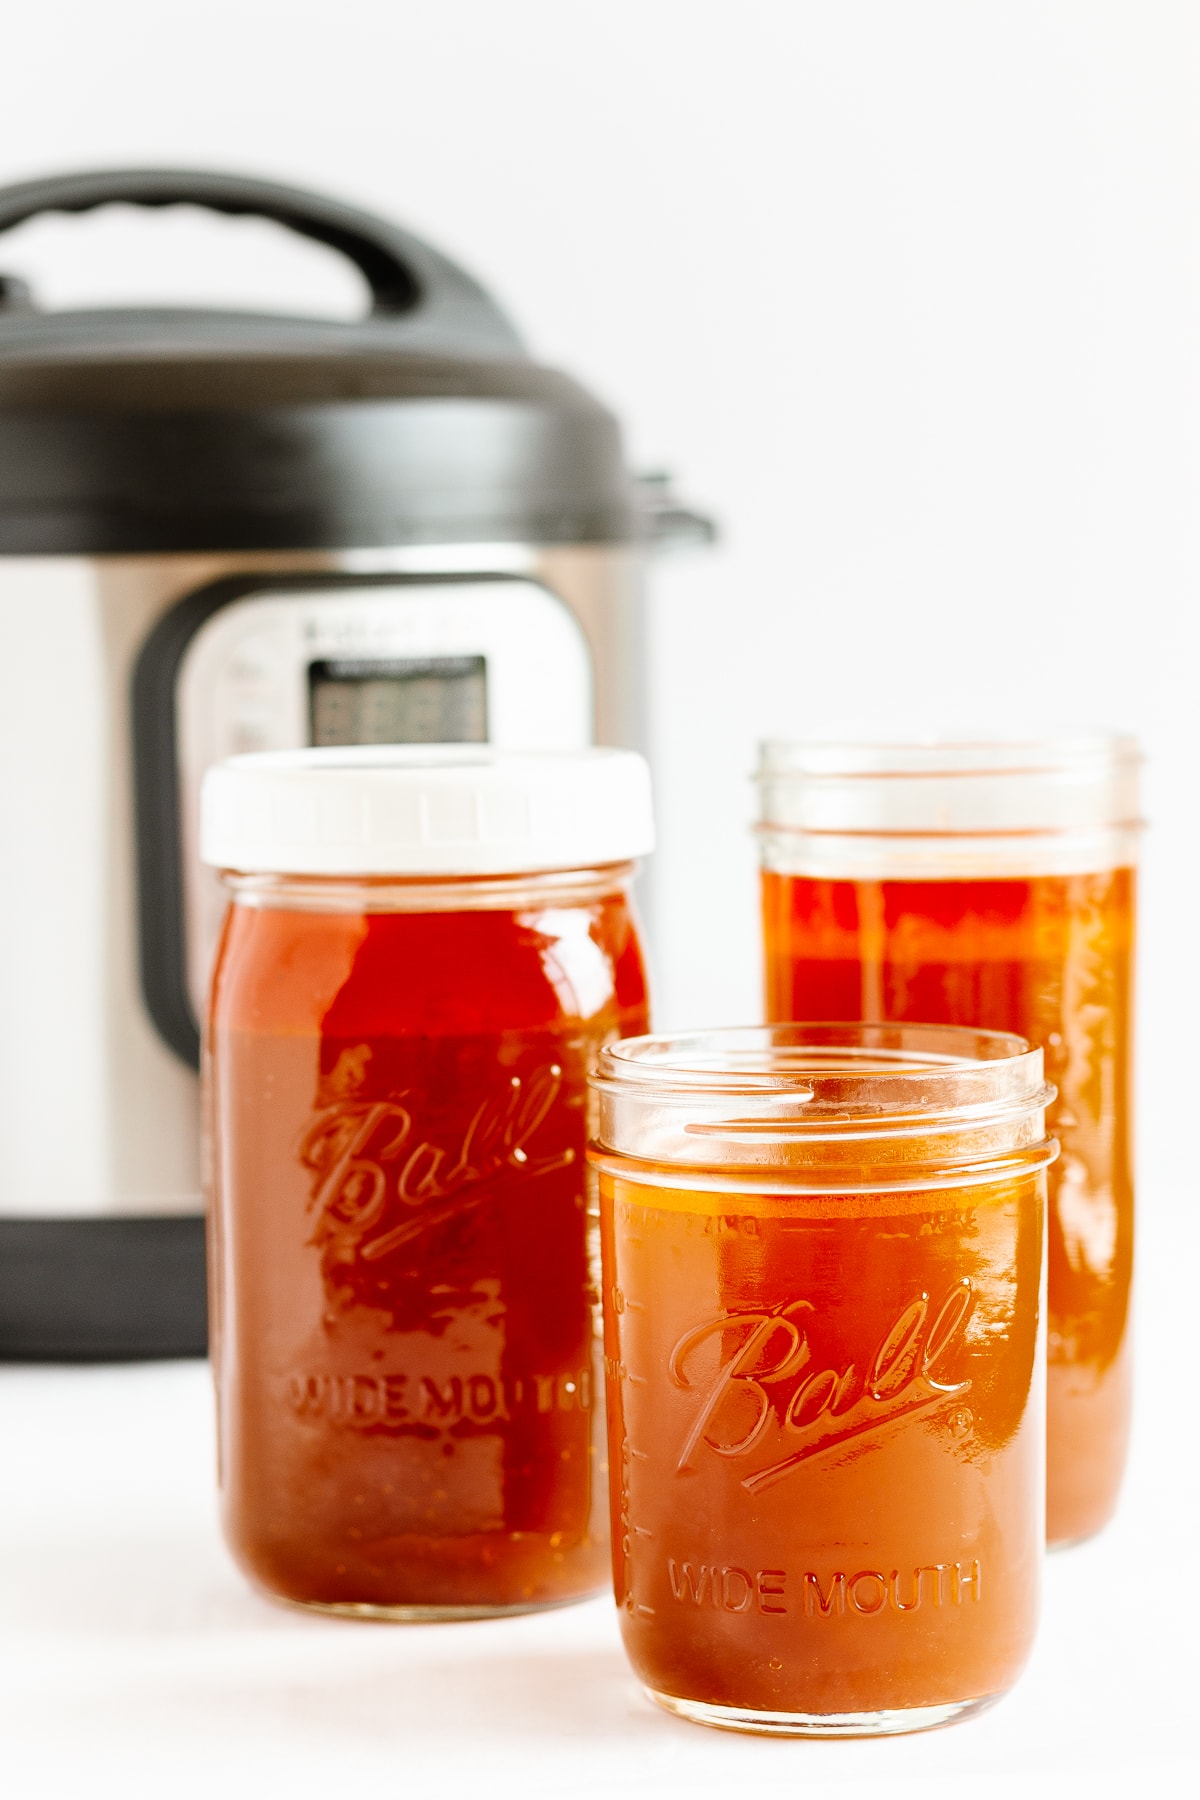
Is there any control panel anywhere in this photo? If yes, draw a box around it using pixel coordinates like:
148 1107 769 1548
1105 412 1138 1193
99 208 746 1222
173 576 593 1024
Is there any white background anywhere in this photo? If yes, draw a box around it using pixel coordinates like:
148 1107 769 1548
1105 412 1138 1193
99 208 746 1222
1 3 1198 1795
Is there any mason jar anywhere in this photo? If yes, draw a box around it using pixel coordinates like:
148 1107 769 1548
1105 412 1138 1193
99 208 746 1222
202 745 652 1617
591 1022 1054 1736
757 734 1140 1546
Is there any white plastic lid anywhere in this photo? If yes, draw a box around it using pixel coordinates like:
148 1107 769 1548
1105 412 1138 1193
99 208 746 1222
200 745 654 877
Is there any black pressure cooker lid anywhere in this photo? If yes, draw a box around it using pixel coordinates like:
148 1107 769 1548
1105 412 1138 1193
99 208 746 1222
0 169 633 554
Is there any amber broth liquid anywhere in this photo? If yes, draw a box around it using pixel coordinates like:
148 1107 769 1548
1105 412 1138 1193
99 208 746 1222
599 1165 1044 1716
761 867 1135 1545
207 892 648 1612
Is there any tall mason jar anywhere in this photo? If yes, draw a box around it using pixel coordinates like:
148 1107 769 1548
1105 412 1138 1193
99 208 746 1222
591 1023 1054 1735
201 746 652 1617
756 734 1141 1546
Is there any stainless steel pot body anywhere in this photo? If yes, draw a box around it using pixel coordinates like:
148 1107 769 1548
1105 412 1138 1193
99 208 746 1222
0 167 709 1357
0 539 643 1353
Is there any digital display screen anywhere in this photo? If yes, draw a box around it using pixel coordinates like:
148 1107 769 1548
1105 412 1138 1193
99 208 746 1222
308 655 488 747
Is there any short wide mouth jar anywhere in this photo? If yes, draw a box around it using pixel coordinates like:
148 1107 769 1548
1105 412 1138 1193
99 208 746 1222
590 1022 1056 1737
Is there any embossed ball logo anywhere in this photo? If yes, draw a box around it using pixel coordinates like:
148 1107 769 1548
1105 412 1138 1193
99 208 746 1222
668 1281 975 1492
299 1064 575 1260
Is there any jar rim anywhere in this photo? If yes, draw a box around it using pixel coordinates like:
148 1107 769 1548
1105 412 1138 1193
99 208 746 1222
590 1023 1057 1183
755 730 1143 856
757 729 1140 781
595 1022 1043 1101
216 861 637 912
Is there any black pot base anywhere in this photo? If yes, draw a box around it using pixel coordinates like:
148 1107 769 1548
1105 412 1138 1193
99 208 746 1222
0 1214 207 1361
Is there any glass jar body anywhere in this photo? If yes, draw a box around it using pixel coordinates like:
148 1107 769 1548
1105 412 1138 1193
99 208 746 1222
591 1024 1052 1735
762 864 1132 1547
206 865 649 1618
757 736 1140 1548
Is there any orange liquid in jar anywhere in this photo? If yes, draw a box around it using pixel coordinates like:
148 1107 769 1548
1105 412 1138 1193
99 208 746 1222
207 884 648 1613
598 1164 1045 1718
762 868 1135 1545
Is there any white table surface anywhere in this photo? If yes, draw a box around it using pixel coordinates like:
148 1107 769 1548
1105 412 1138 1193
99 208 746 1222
3 1194 1198 1800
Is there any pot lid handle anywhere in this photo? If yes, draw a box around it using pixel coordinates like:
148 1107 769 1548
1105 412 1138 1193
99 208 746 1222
0 166 523 349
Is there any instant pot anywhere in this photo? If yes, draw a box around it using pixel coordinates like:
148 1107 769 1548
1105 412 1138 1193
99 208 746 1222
0 168 709 1361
